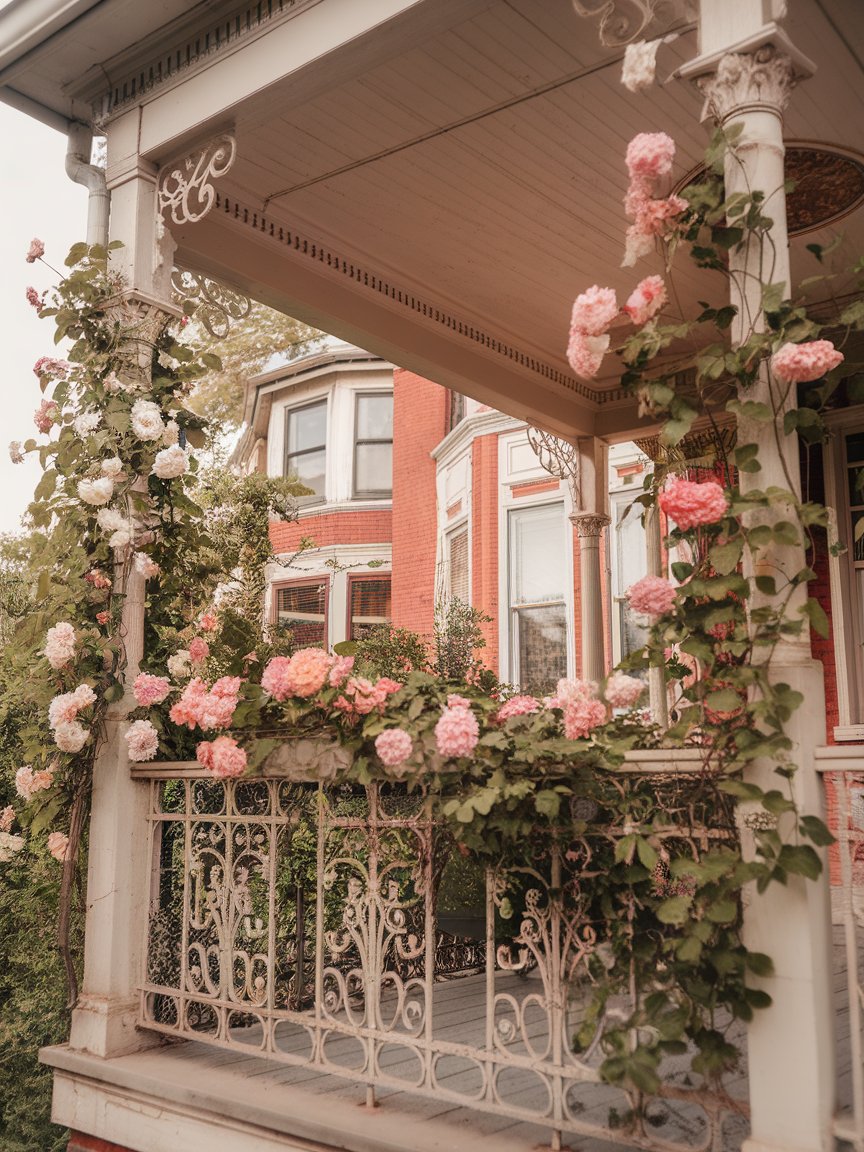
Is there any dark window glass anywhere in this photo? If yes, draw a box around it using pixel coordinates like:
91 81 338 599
274 582 327 647
349 578 392 640
449 530 470 604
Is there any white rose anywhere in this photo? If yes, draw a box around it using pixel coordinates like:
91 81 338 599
167 650 192 680
162 419 180 446
54 721 89 754
74 411 102 437
96 507 126 533
133 552 160 579
0 832 25 862
109 526 132 550
101 456 124 478
78 477 114 506
130 399 165 442
152 445 187 480
102 372 121 393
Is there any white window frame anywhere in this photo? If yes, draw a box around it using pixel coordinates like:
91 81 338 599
352 390 393 499
284 395 328 506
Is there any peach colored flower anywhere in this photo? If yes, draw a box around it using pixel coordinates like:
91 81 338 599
197 736 247 778
199 612 218 632
54 721 88 753
626 575 676 618
95 610 111 625
328 655 354 687
434 706 479 758
605 671 646 710
375 728 413 768
262 648 332 700
569 286 618 337
188 637 210 664
770 340 844 384
15 765 55 801
47 831 70 862
625 132 675 181
659 478 728 531
133 673 172 708
170 677 208 728
624 275 667 325
562 696 607 740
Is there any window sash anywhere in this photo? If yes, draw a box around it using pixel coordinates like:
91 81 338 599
507 503 568 691
348 577 392 640
354 392 393 497
285 400 327 503
273 581 328 648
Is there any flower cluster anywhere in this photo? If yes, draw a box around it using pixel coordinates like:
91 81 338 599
626 574 677 619
15 765 55 802
125 719 160 762
566 286 616 379
435 702 480 758
169 676 242 731
546 679 607 740
658 478 728 531
44 622 76 670
196 735 247 778
622 133 687 267
495 694 541 722
770 340 844 384
375 727 414 769
604 671 645 710
334 676 402 719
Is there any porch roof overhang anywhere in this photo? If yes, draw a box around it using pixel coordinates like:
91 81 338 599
2 0 863 442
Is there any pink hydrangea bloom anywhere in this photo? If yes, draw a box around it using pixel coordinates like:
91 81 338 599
0 806 14 833
446 693 473 709
199 612 218 632
34 398 58 433
623 224 655 268
569 286 618 337
566 331 609 378
605 671 646 710
375 728 414 768
47 831 70 862
626 575 677 618
625 132 675 181
188 637 210 664
659 478 728 531
197 677 242 731
15 765 55 801
44 621 76 669
334 677 385 718
26 237 45 263
133 673 172 708
434 706 479 758
170 677 208 728
125 719 159 762
495 694 541 722
562 696 607 740
54 721 88 753
197 736 247 779
285 647 334 696
624 276 667 325
26 286 43 312
328 655 355 687
770 340 844 384
546 678 596 709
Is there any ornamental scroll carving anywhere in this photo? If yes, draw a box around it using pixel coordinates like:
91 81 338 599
570 0 691 47
695 45 798 122
157 134 236 225
171 267 251 339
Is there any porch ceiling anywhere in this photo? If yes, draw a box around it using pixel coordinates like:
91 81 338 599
4 0 864 440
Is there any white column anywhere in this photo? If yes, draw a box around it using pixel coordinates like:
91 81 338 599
572 437 610 684
69 115 180 1058
681 11 833 1152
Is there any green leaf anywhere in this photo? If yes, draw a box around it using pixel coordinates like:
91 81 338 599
777 844 822 880
534 789 560 819
745 951 775 977
705 688 741 713
734 442 761 472
800 597 829 639
799 815 835 846
709 539 743 575
706 899 738 924
636 837 658 871
656 895 692 925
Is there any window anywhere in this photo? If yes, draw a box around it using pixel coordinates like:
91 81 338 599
841 429 864 723
508 504 568 694
448 528 470 603
612 497 648 665
285 399 327 504
273 581 328 647
348 577 392 640
354 393 393 497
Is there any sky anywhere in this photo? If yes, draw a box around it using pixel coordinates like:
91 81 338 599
0 103 89 534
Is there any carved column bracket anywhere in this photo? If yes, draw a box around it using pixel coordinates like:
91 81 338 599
171 267 251 338
157 134 236 225
570 0 688 48
570 512 611 538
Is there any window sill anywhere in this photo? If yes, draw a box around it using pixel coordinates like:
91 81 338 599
833 726 864 743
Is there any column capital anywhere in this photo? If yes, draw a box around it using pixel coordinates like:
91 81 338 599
677 26 814 123
570 512 611 538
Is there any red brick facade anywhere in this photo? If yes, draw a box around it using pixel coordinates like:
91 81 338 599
471 433 500 673
269 508 392 554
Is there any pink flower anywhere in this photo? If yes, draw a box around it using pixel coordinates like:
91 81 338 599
48 692 80 729
434 706 479 758
624 275 667 326
47 831 70 862
197 676 241 731
262 648 332 700
44 621 76 669
375 728 414 768
562 697 607 740
34 398 58 433
199 612 218 632
0 806 14 833
659 478 728 531
604 671 646 710
54 721 88 753
771 340 844 384
496 695 540 722
623 225 655 267
125 719 160 762
188 637 209 664
569 286 618 337
15 765 55 801
377 678 403 696
170 678 208 728
33 357 70 381
198 736 247 779
625 132 675 182
84 568 111 590
627 575 677 618
566 331 609 378
447 693 473 709
134 552 160 579
26 237 45 263
26 286 43 312
133 673 172 708
328 655 355 687
95 610 110 626
243 651 259 664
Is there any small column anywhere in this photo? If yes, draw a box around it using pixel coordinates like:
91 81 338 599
681 11 833 1152
571 512 611 684
69 121 181 1058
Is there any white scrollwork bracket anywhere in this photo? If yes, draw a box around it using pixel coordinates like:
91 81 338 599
157 134 236 225
171 267 252 338
570 0 662 47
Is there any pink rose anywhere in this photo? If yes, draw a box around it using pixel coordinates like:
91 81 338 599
569 286 618 337
626 575 677 618
770 340 844 384
47 831 70 862
659 478 728 531
625 132 676 182
26 237 45 263
188 637 209 663
566 330 609 378
0 806 14 833
604 671 646 710
375 728 414 769
169 677 208 728
434 706 479 759
133 673 172 708
624 275 667 326
34 398 58 433
199 612 218 632
125 719 159 762
44 621 76 669
33 357 70 381
26 286 43 312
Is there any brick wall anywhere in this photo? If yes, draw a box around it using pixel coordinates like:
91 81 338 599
391 369 448 640
68 1134 133 1152
269 508 392 554
471 433 500 675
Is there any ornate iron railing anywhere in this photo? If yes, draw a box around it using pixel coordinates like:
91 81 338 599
137 757 747 1151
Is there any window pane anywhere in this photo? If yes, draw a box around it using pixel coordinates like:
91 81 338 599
355 442 392 495
287 401 326 453
449 530 470 603
288 448 326 501
357 394 393 440
275 583 327 647
350 578 392 640
847 432 864 465
515 605 567 695
510 504 566 604
849 466 864 508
